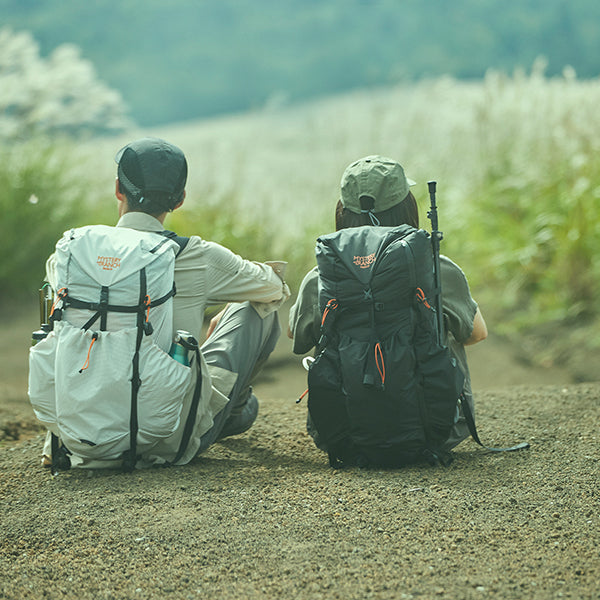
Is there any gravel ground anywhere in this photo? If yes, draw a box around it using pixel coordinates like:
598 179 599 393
0 309 599 599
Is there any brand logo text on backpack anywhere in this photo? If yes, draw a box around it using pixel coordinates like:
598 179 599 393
353 253 376 269
97 256 121 270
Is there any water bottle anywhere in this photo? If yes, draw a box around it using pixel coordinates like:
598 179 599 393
168 330 198 366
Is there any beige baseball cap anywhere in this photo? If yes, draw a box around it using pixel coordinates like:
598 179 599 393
340 155 416 214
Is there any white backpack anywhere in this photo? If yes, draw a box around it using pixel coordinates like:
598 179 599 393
28 225 197 470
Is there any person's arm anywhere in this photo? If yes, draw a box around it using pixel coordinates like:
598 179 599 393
183 238 288 305
288 268 321 354
440 256 484 346
464 306 487 346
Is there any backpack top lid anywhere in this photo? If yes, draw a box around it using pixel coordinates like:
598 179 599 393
316 225 434 312
55 224 179 288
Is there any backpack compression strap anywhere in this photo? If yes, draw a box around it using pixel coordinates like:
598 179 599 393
168 345 203 465
56 285 176 332
121 267 149 471
460 395 530 453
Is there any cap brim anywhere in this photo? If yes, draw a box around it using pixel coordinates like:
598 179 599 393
407 177 417 187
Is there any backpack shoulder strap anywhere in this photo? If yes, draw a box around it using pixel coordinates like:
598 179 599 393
159 229 190 257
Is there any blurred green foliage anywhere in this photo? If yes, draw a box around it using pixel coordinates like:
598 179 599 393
455 176 600 326
167 193 274 263
439 73 600 336
0 139 113 304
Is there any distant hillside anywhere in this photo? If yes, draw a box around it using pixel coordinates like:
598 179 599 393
1 0 599 126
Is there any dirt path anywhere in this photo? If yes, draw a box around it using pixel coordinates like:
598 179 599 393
1 308 599 599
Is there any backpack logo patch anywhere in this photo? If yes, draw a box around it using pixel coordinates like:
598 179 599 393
97 256 121 271
353 253 376 269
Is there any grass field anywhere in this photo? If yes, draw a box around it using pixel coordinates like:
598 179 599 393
2 66 600 367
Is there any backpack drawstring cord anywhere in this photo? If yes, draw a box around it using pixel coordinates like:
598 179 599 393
144 294 151 322
79 332 99 373
297 303 338 404
297 388 309 404
374 342 385 385
321 299 339 326
297 357 315 403
416 287 432 309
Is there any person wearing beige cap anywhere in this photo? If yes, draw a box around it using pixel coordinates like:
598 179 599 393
288 155 487 461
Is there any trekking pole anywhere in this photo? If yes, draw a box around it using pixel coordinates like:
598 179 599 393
427 181 445 343
32 284 53 346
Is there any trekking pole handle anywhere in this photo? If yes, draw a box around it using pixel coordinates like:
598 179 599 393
427 180 437 198
427 181 442 241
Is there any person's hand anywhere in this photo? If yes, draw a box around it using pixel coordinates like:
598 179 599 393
206 306 228 340
464 307 488 346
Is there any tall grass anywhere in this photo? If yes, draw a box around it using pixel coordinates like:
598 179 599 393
450 63 600 332
3 67 600 356
154 65 600 344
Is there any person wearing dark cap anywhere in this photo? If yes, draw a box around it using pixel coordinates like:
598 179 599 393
288 155 487 452
42 137 289 466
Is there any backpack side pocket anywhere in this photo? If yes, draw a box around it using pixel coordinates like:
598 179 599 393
137 336 194 444
28 332 58 434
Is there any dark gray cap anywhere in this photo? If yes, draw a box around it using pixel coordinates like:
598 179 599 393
115 137 187 206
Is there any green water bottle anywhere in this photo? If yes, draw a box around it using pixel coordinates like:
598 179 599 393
169 330 198 366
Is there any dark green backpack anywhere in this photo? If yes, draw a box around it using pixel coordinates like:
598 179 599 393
307 224 464 468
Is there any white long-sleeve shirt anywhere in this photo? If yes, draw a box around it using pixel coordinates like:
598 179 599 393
115 212 288 340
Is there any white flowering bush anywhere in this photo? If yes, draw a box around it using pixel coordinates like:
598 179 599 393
0 29 129 303
0 28 131 139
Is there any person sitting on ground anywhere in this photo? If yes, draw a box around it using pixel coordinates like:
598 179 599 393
38 137 290 467
288 155 487 458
